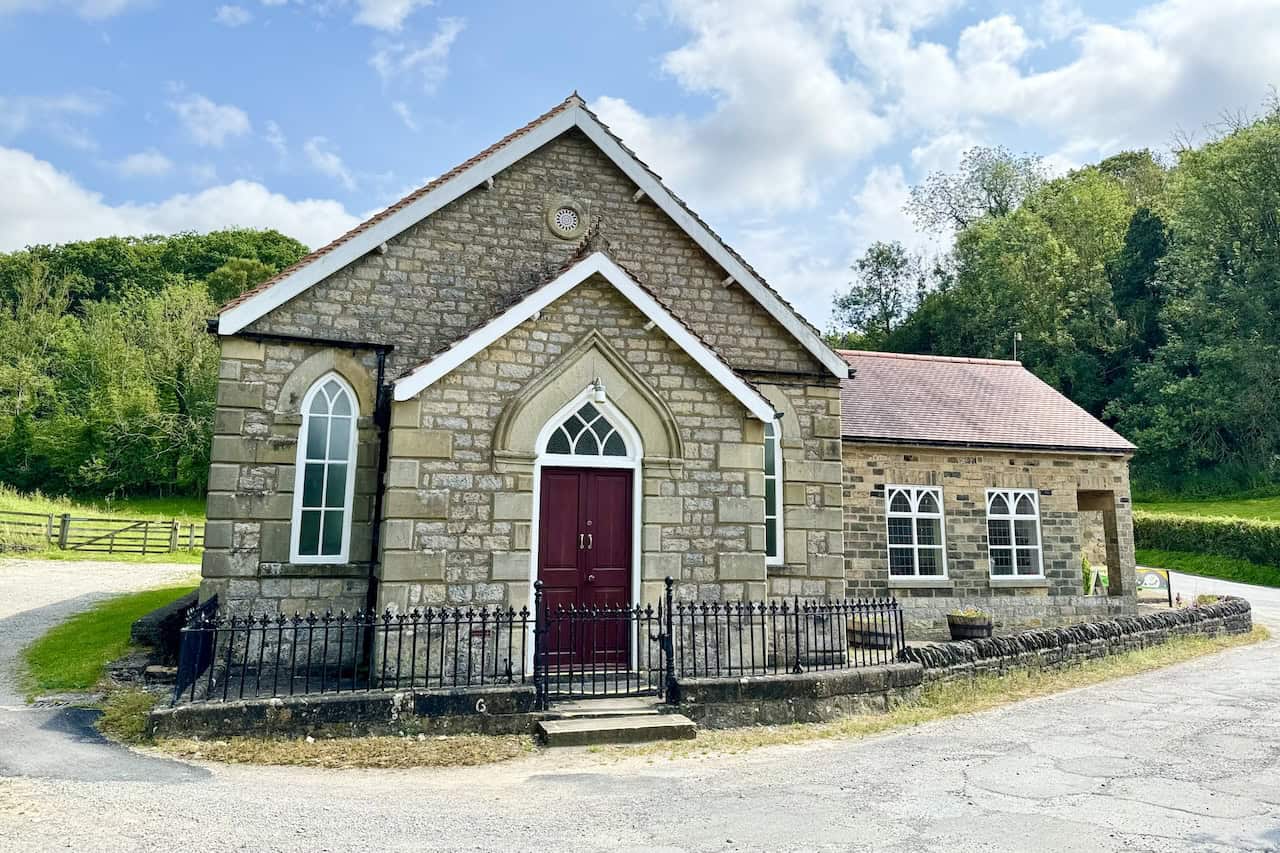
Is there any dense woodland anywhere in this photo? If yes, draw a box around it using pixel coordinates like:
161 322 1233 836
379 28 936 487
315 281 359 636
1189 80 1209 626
2 105 1278 500
830 104 1280 496
0 230 306 497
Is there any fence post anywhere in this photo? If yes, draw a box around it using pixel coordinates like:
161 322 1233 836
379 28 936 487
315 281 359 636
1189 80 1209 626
189 524 196 551
169 520 179 552
662 576 677 702
45 513 54 547
57 514 71 550
141 523 150 554
532 580 545 711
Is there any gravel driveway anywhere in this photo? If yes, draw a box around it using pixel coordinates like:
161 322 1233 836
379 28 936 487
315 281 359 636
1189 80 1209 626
2 559 1278 852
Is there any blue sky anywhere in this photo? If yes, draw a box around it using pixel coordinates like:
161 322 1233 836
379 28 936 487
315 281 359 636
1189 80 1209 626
2 0 1278 326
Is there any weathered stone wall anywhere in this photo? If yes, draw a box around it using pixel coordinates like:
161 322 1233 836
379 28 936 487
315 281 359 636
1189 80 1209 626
377 278 842 611
199 339 381 615
902 597 1253 683
672 663 923 729
246 128 822 379
842 442 1137 639
203 125 844 617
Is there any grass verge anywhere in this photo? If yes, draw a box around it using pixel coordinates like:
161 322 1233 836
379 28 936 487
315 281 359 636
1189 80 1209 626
1137 548 1280 589
0 485 206 524
595 625 1270 761
154 733 537 770
20 583 198 698
1135 493 1280 521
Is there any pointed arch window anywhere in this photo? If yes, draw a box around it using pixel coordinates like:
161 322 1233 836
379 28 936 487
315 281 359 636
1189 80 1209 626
764 420 783 565
545 402 628 457
986 489 1043 577
886 486 947 577
291 374 358 563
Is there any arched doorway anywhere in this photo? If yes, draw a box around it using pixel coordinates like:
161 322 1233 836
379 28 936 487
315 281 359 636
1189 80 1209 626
530 383 643 669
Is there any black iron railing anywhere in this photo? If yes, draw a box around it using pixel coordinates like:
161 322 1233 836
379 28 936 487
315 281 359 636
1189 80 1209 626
173 578 904 707
173 603 534 705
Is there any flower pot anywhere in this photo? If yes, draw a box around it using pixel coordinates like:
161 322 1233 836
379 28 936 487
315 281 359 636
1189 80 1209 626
947 613 992 641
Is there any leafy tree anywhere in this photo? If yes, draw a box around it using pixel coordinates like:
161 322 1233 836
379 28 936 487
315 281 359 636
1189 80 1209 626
829 241 924 349
906 146 1046 232
205 258 277 305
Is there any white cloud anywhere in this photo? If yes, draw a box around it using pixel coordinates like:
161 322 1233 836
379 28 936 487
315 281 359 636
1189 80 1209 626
352 0 433 31
114 149 172 177
592 0 891 215
214 4 252 26
0 145 358 251
264 120 287 156
303 136 356 190
169 92 251 148
370 16 464 92
0 0 144 18
0 93 106 142
391 100 417 131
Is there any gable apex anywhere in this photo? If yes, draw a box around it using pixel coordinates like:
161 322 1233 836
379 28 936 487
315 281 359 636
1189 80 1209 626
217 96 848 379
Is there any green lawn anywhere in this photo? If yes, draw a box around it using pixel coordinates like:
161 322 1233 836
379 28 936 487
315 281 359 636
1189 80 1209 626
1135 494 1280 521
21 583 198 698
0 484 205 524
1135 548 1280 589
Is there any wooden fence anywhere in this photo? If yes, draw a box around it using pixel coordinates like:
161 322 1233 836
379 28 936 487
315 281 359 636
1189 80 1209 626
0 509 204 555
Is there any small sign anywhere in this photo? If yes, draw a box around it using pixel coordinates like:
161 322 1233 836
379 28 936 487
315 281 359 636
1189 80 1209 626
1136 567 1173 606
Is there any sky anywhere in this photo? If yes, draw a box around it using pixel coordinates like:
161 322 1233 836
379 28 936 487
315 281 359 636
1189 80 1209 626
2 0 1279 327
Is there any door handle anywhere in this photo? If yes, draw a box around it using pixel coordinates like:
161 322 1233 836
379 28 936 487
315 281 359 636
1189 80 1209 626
587 574 596 583
578 533 585 550
586 533 593 550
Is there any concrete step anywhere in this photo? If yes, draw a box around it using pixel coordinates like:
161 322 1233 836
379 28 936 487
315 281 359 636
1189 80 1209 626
537 713 696 747
549 697 662 719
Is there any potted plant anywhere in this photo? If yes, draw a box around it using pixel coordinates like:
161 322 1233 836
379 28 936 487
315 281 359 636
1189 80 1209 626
947 607 992 641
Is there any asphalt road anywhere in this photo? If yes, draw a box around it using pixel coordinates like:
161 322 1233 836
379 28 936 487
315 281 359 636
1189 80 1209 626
1 559 1277 852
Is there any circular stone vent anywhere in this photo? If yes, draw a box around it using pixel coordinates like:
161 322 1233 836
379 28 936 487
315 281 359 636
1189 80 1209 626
546 199 587 239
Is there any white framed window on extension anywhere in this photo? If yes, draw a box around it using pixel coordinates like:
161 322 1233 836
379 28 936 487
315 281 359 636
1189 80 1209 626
986 489 1044 577
885 486 946 577
291 373 359 563
764 419 783 565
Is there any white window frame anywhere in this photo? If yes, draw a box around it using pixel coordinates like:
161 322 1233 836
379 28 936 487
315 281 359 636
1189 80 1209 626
985 488 1045 578
764 419 784 566
884 486 947 578
290 372 359 564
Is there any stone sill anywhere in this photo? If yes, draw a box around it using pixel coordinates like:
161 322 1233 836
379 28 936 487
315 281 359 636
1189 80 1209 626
887 577 954 590
988 577 1050 589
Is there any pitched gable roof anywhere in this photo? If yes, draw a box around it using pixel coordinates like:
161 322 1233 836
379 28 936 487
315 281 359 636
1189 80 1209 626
216 94 848 379
393 248 777 422
838 350 1135 454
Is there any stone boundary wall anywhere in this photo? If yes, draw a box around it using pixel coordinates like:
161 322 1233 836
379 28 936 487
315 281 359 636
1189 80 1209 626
671 663 924 729
148 684 538 739
901 597 1253 683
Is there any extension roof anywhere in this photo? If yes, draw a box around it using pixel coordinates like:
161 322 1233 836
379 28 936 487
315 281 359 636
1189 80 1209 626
217 94 847 379
838 350 1135 454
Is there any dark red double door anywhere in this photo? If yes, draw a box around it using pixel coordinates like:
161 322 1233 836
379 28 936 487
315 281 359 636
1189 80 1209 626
537 467 632 669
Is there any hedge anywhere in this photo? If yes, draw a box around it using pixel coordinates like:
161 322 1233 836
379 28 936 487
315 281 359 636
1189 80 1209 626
1133 511 1280 566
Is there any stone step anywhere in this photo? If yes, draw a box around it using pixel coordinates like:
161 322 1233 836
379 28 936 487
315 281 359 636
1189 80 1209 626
549 697 662 719
537 713 696 747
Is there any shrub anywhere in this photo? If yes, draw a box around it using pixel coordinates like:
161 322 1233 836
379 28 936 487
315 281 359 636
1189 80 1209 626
1133 511 1280 565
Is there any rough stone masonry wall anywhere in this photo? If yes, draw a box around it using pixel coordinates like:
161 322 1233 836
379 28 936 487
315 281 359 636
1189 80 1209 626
901 597 1253 683
843 443 1137 639
246 128 823 380
376 279 844 612
200 339 381 615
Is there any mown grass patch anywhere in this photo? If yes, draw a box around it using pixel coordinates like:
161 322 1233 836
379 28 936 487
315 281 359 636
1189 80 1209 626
596 625 1269 761
1136 548 1280 589
155 733 537 770
11 548 204 565
1135 493 1280 521
20 583 198 698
